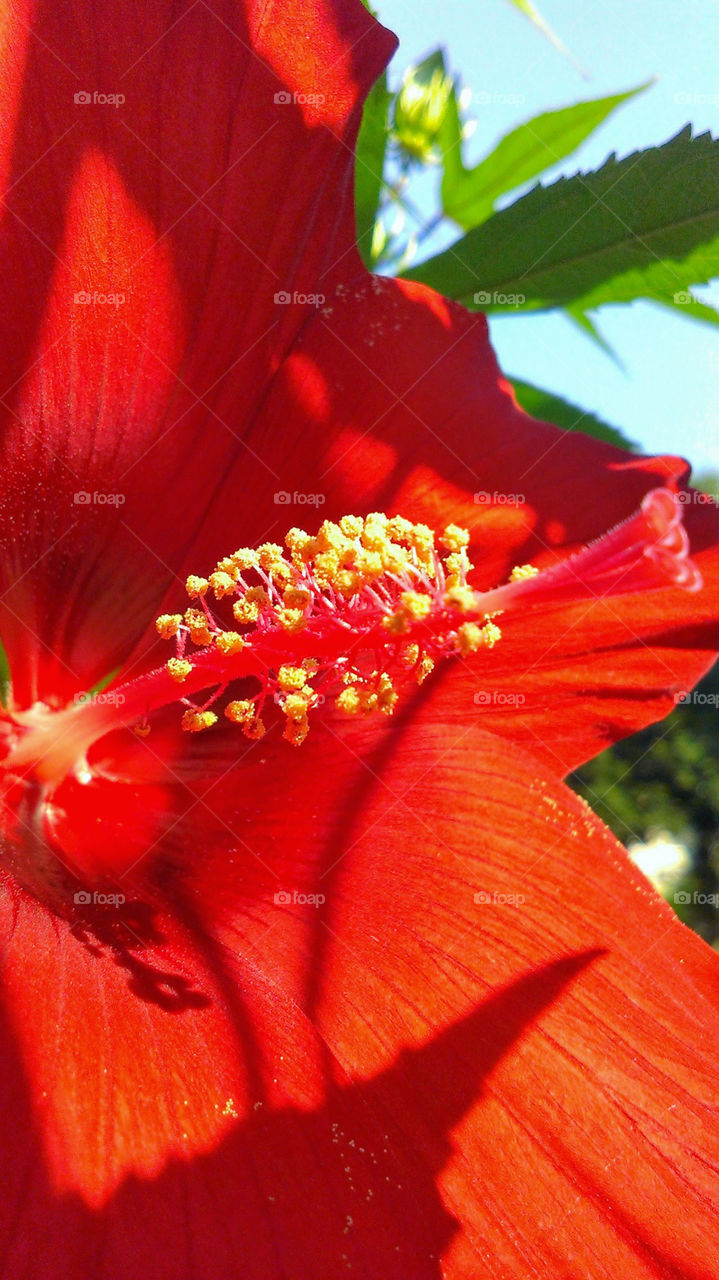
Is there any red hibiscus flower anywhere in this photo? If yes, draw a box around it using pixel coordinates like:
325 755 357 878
1 2 719 1277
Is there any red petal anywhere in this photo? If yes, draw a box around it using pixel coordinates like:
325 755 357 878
3 712 718 1276
4 0 719 773
0 0 393 703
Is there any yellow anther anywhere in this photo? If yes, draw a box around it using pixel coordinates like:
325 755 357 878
133 724 151 738
257 542 285 571
361 516 389 552
339 515 364 539
215 631 245 655
481 620 502 647
417 655 435 683
209 570 236 599
444 584 476 612
181 709 218 733
283 584 311 609
386 515 414 542
334 569 362 597
284 691 312 719
354 549 384 580
283 716 309 746
184 608 214 647
509 563 540 582
246 586 269 605
440 524 471 551
167 658 193 683
376 673 398 715
313 550 341 586
456 620 502 655
285 528 316 562
215 556 241 578
186 575 209 598
232 585 268 626
380 543 411 574
233 598 260 624
406 523 435 566
230 549 259 572
400 642 420 667
383 609 410 636
302 658 319 675
155 614 182 640
336 686 362 714
276 607 307 632
444 550 471 581
382 589 432 635
225 699 256 724
278 665 307 692
243 717 265 740
401 591 432 620
316 521 351 555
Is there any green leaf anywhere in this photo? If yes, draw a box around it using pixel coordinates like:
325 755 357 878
404 129 719 314
565 304 624 366
510 378 637 450
441 82 651 230
504 0 584 71
655 291 719 327
355 71 393 266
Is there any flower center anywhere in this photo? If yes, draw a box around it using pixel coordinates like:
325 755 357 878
2 489 701 789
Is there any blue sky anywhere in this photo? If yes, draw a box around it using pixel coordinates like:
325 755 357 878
375 0 719 477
